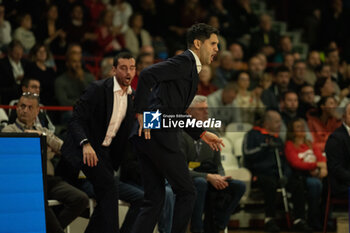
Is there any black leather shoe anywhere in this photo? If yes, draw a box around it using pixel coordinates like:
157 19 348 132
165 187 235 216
264 220 280 233
293 219 313 233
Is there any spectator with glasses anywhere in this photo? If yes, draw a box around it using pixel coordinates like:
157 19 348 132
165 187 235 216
8 77 55 132
2 92 89 233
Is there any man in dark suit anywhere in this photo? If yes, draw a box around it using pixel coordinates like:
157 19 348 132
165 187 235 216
325 102 350 198
61 52 136 233
130 23 224 233
0 40 28 104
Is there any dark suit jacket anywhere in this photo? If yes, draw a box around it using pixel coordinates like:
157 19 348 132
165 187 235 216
61 77 135 173
132 50 204 149
325 124 350 197
0 57 28 104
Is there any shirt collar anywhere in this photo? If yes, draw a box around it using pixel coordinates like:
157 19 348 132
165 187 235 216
113 76 132 95
343 122 350 136
189 49 202 73
15 119 34 130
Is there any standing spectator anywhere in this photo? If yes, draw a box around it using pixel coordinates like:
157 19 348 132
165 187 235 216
305 50 321 85
279 91 300 141
125 13 152 57
285 118 327 230
197 65 217 96
26 43 57 106
307 96 342 152
0 40 28 105
248 56 265 90
95 9 125 56
0 4 12 52
243 110 312 233
35 4 67 56
13 13 36 53
108 0 133 34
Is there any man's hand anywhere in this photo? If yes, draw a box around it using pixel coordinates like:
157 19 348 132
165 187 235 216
201 131 224 151
137 113 151 139
206 174 231 190
83 143 98 167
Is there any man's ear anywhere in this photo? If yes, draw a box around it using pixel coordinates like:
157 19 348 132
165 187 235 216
193 39 202 50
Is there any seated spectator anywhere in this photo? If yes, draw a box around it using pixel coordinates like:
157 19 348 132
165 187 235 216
182 95 246 233
229 43 248 71
305 51 321 86
298 84 317 119
285 118 327 230
8 77 55 132
212 51 236 88
289 61 308 94
125 12 152 57
13 13 36 53
64 4 97 54
197 65 217 96
274 36 300 63
283 53 295 72
95 10 125 55
0 4 12 52
95 9 125 56
268 65 291 103
35 4 67 55
235 71 264 124
55 52 94 107
307 96 342 152
108 0 133 34
83 0 106 27
250 14 279 60
100 56 115 79
2 92 89 233
207 15 227 51
248 56 264 90
243 110 312 233
325 48 349 90
131 52 154 90
0 40 28 105
315 63 340 95
207 82 241 129
325 102 350 198
26 43 57 106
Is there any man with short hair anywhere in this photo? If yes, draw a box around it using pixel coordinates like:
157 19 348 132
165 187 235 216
325 102 350 198
305 50 321 85
131 23 224 233
243 110 312 233
2 93 89 233
289 61 307 94
8 77 55 132
61 52 136 233
183 95 246 233
269 65 291 102
298 84 316 119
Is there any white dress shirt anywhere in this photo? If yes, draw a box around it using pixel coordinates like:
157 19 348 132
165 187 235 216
189 49 202 74
102 77 132 146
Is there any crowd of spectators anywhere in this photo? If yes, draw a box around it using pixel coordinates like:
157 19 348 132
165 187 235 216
1 0 350 232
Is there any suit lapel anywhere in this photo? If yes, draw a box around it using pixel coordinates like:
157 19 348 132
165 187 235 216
105 78 114 127
185 50 199 108
340 125 350 155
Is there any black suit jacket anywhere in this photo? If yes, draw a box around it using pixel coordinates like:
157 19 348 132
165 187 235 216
61 77 135 173
131 50 203 149
325 124 350 197
0 57 28 104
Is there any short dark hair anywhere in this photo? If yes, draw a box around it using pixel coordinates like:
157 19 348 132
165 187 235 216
274 65 290 76
113 52 134 66
281 90 298 101
186 23 219 48
8 40 23 52
21 77 40 88
136 52 153 66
